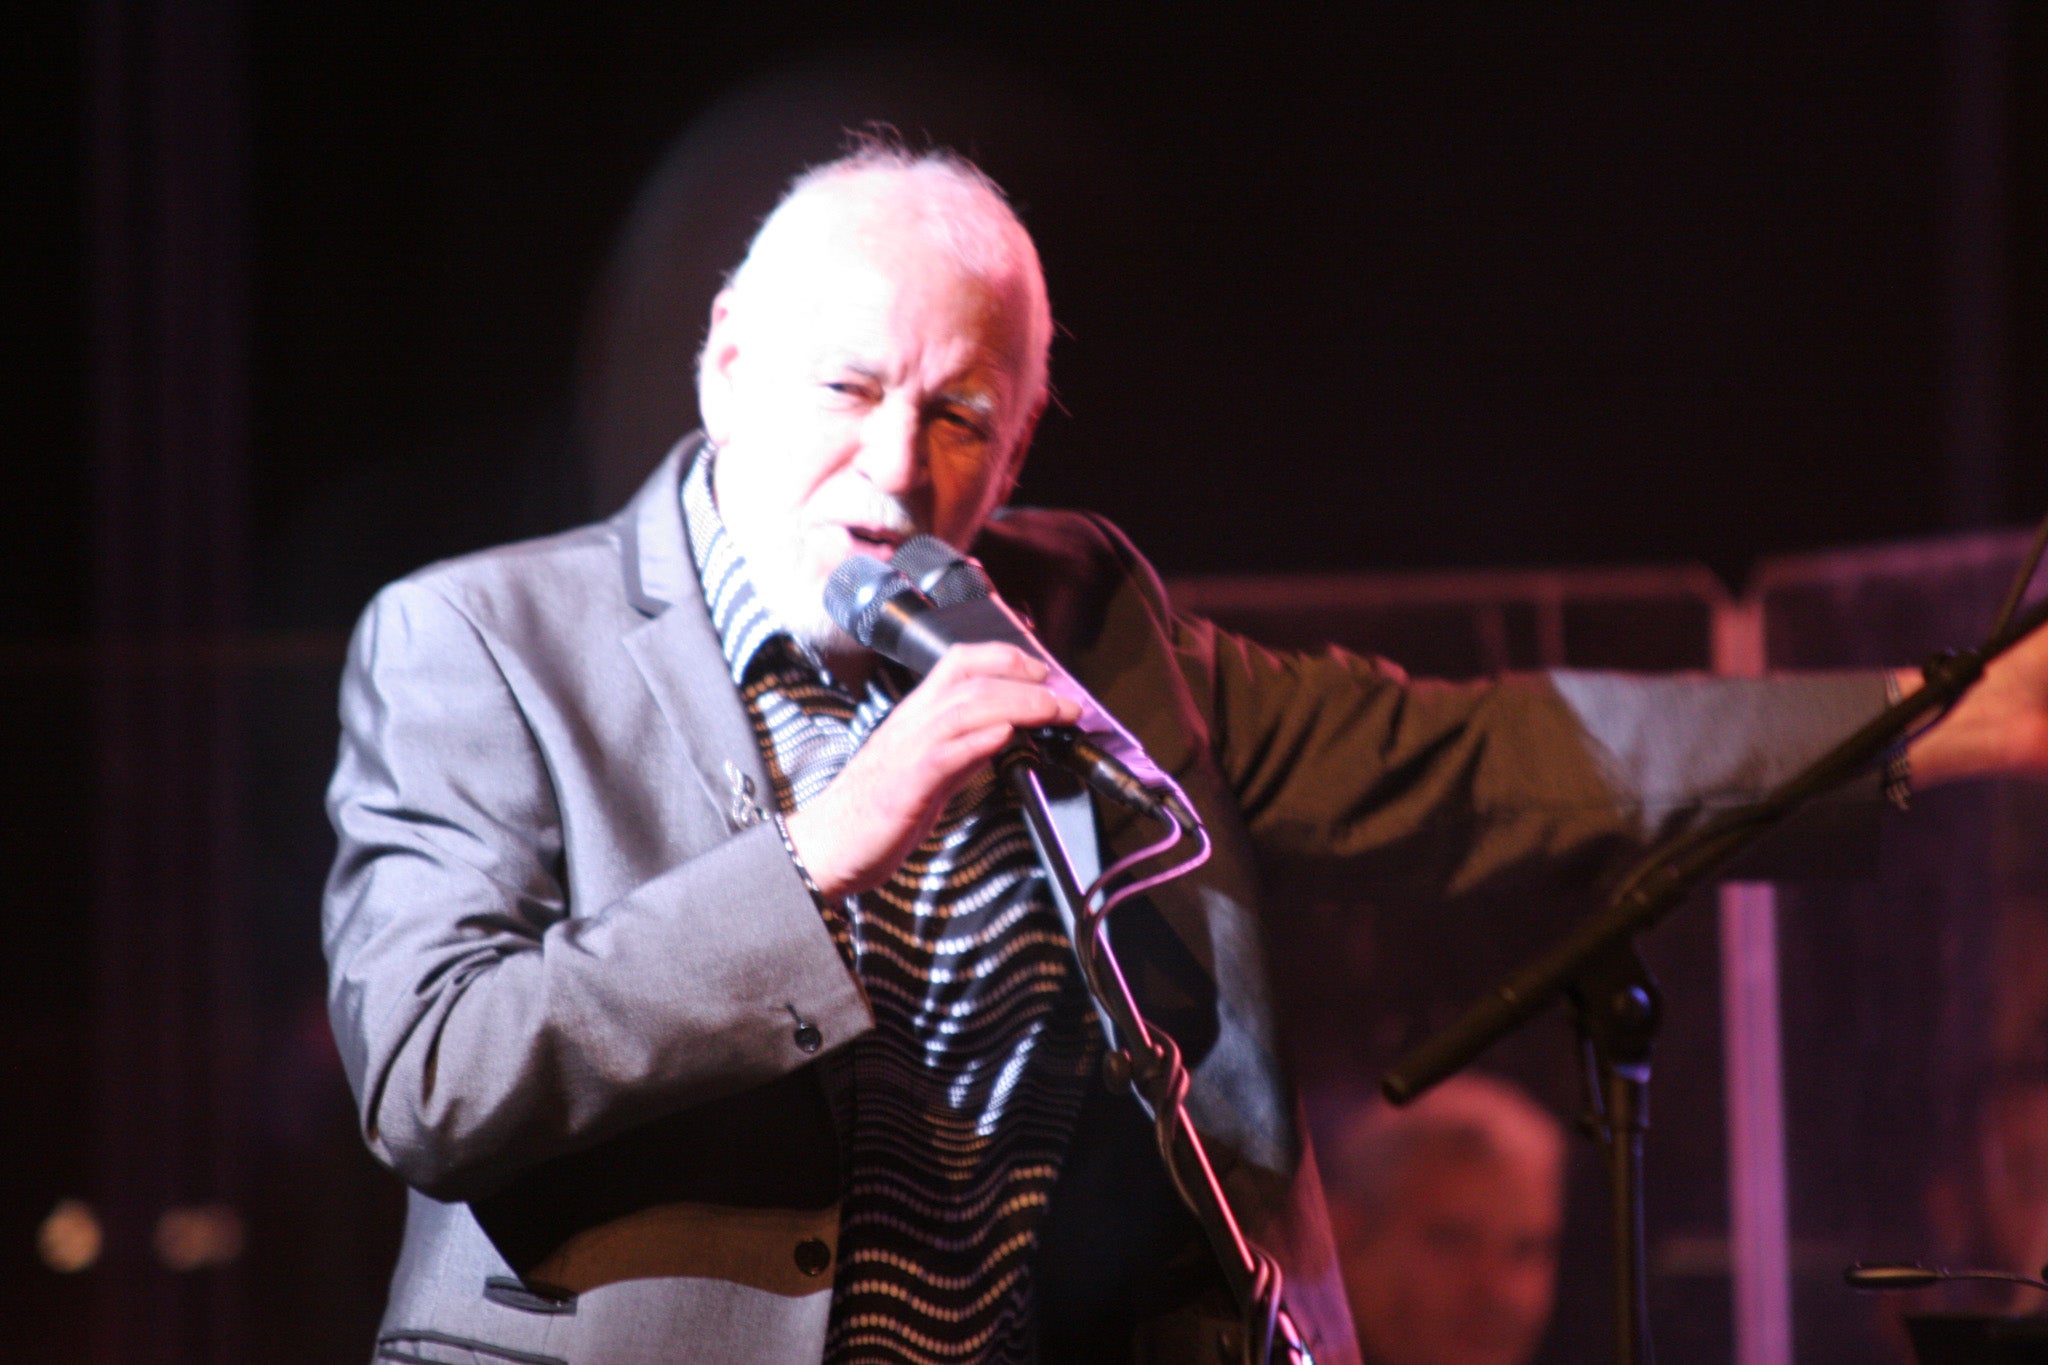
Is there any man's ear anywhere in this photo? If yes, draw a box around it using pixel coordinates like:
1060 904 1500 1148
696 290 742 445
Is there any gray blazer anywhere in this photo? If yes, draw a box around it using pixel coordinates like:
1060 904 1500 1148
324 438 1888 1364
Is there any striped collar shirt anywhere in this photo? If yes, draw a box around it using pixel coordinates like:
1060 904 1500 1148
681 450 1100 1364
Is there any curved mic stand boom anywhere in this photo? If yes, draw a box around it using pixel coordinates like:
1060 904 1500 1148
999 747 1315 1365
1382 580 2048 1365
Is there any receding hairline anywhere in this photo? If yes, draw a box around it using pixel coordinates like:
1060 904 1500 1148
719 147 1053 401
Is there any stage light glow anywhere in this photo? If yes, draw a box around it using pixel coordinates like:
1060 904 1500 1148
37 1198 101 1274
154 1204 244 1272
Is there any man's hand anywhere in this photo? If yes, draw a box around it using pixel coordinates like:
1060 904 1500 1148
783 643 1083 899
1905 618 2048 787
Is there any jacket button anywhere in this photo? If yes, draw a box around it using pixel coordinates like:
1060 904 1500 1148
794 1238 832 1277
792 1022 823 1054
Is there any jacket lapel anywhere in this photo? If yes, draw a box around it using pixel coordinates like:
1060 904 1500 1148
615 438 778 832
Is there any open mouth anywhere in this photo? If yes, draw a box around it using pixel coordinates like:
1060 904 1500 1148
843 525 907 553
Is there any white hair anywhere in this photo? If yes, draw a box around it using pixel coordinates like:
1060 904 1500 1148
716 140 1053 407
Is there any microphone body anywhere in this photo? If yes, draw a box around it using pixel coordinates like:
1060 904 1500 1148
899 594 1045 673
823 554 1179 821
824 556 1025 672
885 537 1180 793
889 533 991 609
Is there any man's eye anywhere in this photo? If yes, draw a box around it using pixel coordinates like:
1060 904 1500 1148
936 410 991 440
823 382 872 400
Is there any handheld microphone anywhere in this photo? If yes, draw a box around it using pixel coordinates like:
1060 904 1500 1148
889 533 991 608
824 556 949 674
822 555 1174 821
887 536 1199 827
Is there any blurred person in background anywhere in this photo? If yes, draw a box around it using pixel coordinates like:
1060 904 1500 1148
1315 1074 1567 1365
1925 1071 2048 1314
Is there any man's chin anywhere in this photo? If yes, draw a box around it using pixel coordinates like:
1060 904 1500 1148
743 532 892 659
758 574 863 659
790 616 862 661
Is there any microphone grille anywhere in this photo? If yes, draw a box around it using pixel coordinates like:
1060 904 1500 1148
891 534 992 607
824 556 913 647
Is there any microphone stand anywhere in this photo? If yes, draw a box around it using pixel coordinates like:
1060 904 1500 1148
1382 592 2048 1365
1568 940 1660 1364
997 751 1314 1365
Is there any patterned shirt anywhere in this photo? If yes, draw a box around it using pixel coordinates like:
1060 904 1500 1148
682 453 1101 1363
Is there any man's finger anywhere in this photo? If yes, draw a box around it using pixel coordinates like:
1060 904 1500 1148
919 677 1083 734
925 640 1047 682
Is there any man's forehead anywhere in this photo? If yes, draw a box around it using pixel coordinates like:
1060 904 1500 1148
738 248 1032 387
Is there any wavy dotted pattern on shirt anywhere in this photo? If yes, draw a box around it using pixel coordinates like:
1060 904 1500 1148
683 452 1102 1363
828 766 1098 1364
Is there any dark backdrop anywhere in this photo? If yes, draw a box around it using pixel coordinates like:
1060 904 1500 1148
5 4 2045 1361
238 3 2046 623
12 5 2047 634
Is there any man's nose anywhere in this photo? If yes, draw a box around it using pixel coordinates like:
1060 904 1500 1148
855 400 929 495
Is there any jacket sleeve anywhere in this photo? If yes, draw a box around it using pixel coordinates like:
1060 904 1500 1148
1156 595 1888 902
321 578 870 1202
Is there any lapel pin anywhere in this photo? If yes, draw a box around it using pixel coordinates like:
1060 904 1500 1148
724 760 764 829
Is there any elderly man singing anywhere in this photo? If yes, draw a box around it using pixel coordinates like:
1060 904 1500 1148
323 145 2048 1365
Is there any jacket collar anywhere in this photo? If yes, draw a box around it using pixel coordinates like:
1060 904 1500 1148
618 433 706 618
